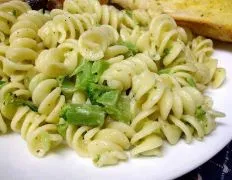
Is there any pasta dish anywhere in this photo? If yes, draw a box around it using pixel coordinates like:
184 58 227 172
0 0 226 167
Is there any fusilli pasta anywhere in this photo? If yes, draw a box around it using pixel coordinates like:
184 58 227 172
0 81 30 120
78 25 119 60
130 107 163 156
0 0 30 43
11 106 63 157
36 39 79 77
3 10 50 82
38 11 97 48
131 71 203 120
63 0 137 30
29 73 65 124
149 14 186 66
0 0 226 167
0 111 7 134
100 53 157 90
189 36 226 88
88 120 133 166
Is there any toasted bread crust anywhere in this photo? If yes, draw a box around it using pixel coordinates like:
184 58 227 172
173 16 232 42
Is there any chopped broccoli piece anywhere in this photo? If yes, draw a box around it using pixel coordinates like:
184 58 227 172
87 83 114 105
96 90 120 106
105 95 132 124
73 60 109 91
92 60 109 83
61 104 105 127
75 61 93 91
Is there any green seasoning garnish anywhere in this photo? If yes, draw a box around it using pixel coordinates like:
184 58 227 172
61 104 105 127
4 93 38 112
93 154 101 163
158 68 171 74
195 106 206 121
187 77 196 87
57 122 68 138
12 10 17 17
0 80 6 88
118 41 138 58
162 48 170 58
125 10 133 17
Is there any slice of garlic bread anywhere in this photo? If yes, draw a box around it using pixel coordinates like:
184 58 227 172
111 0 232 42
158 0 232 42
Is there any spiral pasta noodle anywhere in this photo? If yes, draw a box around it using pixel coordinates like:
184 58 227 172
87 121 133 166
29 73 65 124
0 43 8 81
0 81 30 134
78 25 119 61
120 25 159 59
210 67 226 89
11 106 63 157
120 14 188 63
130 107 163 156
131 71 204 120
100 53 157 90
159 63 198 88
149 14 186 66
166 104 223 144
189 36 226 88
36 39 79 77
38 11 97 48
65 125 100 156
167 115 204 144
59 119 132 167
0 111 7 134
2 10 50 82
69 91 87 104
104 45 129 62
64 0 137 30
189 36 214 63
0 0 31 43
0 81 31 120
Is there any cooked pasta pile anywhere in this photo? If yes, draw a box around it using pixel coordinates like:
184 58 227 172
0 0 226 167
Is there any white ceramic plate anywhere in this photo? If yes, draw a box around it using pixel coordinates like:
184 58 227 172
0 42 232 180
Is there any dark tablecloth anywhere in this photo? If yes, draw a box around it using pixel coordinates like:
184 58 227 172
177 141 232 180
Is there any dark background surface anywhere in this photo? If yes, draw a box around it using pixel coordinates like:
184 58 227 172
176 141 232 180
